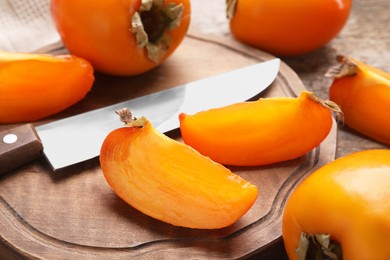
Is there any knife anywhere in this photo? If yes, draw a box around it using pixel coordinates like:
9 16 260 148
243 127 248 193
0 58 280 174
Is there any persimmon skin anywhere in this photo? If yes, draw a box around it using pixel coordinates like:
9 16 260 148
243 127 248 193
179 91 334 166
51 0 191 76
100 117 258 229
228 0 352 56
282 149 390 260
329 57 390 145
0 51 94 123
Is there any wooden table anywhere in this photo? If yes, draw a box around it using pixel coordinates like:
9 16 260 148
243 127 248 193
0 1 389 259
190 0 390 158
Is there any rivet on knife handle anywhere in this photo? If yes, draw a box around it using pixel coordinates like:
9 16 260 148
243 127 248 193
0 124 43 174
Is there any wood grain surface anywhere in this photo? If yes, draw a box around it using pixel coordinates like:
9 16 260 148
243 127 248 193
191 0 390 158
1 0 389 259
0 33 337 259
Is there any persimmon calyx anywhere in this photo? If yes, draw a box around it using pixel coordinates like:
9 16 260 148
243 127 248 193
295 232 342 260
325 55 358 79
131 0 184 63
226 0 237 20
115 108 146 127
307 92 344 123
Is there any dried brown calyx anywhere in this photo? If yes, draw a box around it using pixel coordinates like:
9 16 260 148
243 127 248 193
325 55 359 79
307 92 344 123
131 0 184 63
295 233 342 260
226 0 237 20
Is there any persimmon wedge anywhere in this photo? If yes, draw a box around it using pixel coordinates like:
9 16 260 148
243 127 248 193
100 109 258 229
0 51 94 123
328 55 390 145
179 91 341 166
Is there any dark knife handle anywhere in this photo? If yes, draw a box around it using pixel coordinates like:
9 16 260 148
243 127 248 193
0 124 43 175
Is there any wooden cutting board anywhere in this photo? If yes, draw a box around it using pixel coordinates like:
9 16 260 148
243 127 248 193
0 32 337 259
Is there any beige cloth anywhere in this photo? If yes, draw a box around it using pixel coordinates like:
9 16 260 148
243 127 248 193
0 0 61 53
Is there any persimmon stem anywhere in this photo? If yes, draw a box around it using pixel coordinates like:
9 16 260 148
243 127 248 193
116 108 134 125
307 92 344 124
115 108 146 127
131 0 184 63
325 55 358 79
296 232 343 260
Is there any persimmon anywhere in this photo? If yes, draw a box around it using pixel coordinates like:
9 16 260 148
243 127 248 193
328 55 390 145
99 108 258 229
179 91 341 166
282 149 390 260
51 0 191 76
0 51 94 123
227 0 352 56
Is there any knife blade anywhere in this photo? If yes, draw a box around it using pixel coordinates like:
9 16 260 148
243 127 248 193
0 58 280 174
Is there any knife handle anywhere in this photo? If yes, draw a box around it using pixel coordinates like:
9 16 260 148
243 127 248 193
0 124 43 175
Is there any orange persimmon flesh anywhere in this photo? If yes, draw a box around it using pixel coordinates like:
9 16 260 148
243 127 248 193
328 55 390 145
179 91 339 166
0 50 94 123
100 112 258 229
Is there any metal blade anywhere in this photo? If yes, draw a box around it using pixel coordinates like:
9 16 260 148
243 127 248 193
36 58 280 170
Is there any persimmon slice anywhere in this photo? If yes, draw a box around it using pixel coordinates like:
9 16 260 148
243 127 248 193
328 55 390 145
179 91 341 166
100 109 258 229
0 51 94 123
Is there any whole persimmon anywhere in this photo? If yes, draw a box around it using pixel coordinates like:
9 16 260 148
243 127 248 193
282 149 390 260
227 0 352 56
51 0 191 76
